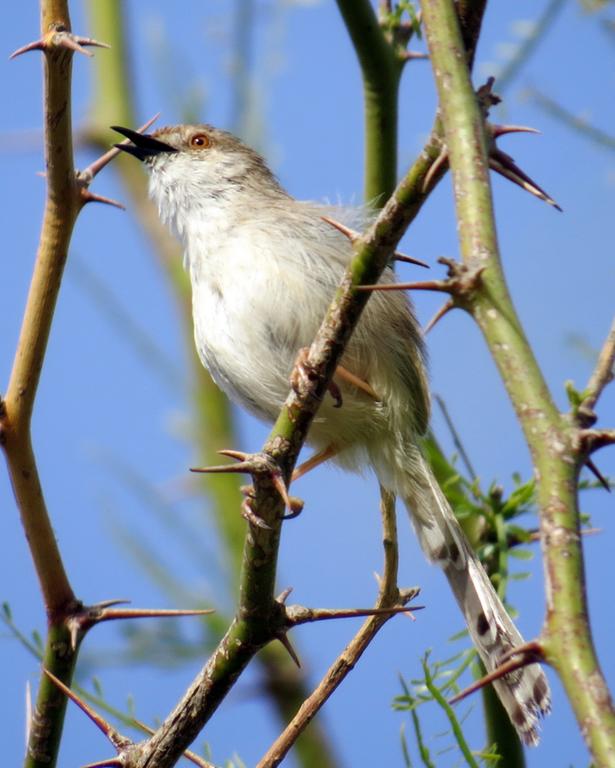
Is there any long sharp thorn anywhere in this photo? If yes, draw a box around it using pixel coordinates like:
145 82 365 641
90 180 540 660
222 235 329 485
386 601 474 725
59 35 93 57
585 457 611 492
277 633 302 668
81 190 125 210
393 253 430 269
99 608 214 621
336 365 379 399
401 50 429 61
9 40 45 59
422 147 448 192
356 280 446 293
93 599 131 609
321 215 358 242
74 36 111 50
322 216 429 268
82 760 123 768
272 473 292 511
43 670 123 743
190 460 253 474
424 299 454 334
491 123 541 138
217 448 248 461
25 681 32 744
490 150 562 211
448 649 542 706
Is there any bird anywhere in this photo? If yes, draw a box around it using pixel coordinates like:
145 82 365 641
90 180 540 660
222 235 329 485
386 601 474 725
112 123 550 745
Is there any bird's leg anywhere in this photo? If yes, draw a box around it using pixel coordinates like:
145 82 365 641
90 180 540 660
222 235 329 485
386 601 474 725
335 365 380 400
292 445 338 482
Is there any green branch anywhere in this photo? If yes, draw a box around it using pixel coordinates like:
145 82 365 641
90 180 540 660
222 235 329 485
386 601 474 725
421 1 615 764
336 0 403 200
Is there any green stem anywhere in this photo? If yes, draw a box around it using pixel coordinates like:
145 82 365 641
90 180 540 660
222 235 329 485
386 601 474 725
421 1 615 764
336 0 402 200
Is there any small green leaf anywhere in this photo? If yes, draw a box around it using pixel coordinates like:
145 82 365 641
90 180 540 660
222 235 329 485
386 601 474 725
508 548 534 561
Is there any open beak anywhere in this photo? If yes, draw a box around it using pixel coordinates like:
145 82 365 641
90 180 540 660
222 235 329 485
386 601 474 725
111 126 177 161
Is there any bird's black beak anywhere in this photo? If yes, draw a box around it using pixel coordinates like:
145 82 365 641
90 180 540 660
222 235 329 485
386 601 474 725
111 126 177 161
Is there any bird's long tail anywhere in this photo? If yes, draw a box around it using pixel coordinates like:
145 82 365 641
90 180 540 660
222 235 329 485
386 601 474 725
374 443 550 746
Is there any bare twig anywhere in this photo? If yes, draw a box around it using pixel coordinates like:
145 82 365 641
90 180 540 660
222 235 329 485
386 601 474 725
577 316 615 425
257 488 418 767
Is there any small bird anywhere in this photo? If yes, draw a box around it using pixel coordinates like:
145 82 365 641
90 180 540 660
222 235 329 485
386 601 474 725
113 124 550 745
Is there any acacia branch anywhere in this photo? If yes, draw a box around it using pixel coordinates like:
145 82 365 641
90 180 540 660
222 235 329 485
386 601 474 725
335 0 403 200
257 489 417 768
577 316 615 425
421 0 615 763
1 3 87 767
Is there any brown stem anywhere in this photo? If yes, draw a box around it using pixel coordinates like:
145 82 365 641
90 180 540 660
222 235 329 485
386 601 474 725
256 488 416 768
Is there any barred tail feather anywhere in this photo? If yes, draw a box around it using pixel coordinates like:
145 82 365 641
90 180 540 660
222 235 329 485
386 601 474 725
373 444 551 746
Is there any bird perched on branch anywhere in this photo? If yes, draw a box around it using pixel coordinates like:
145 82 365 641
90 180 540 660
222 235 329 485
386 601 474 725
113 123 550 745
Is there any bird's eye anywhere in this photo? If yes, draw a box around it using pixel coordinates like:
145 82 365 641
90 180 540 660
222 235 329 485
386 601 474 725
190 133 211 149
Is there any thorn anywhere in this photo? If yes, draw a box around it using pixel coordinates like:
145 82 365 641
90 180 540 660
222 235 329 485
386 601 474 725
286 604 424 626
59 35 94 57
491 123 541 138
25 681 32 745
422 146 448 193
198 449 301 522
269 472 304 520
449 640 545 706
321 215 429 268
276 632 302 668
355 279 448 293
80 189 125 210
336 365 379 400
276 587 294 604
496 639 544 666
69 620 80 652
321 215 357 242
73 35 111 50
218 448 248 461
400 50 429 61
96 607 215 621
9 40 45 59
585 457 611 492
271 473 292 512
81 760 123 768
423 299 454 334
56 32 110 58
92 599 131 609
489 149 562 211
392 252 430 269
190 458 255 475
42 670 129 749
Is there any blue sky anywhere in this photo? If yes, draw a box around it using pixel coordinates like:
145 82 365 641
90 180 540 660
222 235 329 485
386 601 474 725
1 2 614 766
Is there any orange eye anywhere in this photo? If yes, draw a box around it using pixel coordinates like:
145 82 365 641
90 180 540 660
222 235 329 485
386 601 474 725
190 133 211 149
